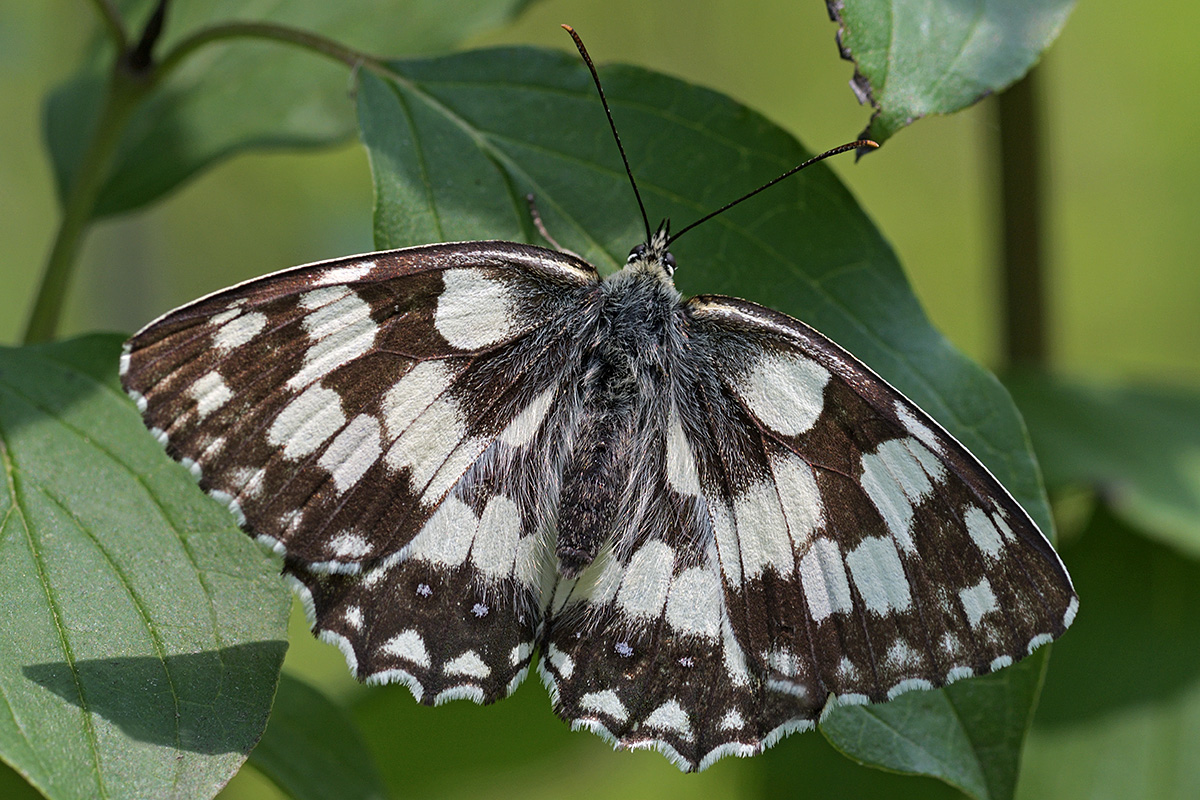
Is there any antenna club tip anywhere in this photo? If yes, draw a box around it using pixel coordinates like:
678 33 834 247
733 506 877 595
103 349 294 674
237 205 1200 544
859 139 880 149
561 24 575 32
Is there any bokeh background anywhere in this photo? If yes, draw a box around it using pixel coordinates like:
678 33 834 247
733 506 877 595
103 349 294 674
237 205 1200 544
2 0 1197 798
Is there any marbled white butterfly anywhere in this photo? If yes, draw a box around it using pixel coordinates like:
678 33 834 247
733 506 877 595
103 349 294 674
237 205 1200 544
120 27 1076 772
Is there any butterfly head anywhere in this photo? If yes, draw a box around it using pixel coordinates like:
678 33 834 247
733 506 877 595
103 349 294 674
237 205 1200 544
625 220 676 281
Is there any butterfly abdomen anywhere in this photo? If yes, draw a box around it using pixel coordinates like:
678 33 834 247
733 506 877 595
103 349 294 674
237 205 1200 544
555 268 684 577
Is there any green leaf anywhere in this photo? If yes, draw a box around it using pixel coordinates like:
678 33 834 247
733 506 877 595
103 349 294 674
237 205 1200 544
1018 507 1200 800
44 0 533 218
0 335 290 800
820 651 1046 800
1007 373 1200 557
355 45 1053 787
828 0 1077 143
248 674 386 800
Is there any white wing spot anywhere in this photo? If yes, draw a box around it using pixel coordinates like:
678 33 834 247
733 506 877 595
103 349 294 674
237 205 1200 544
735 350 831 436
719 709 745 730
267 384 346 460
315 261 375 286
666 404 701 497
860 438 938 553
615 540 675 620
732 481 792 579
386 396 466 493
470 495 523 580
189 371 233 419
213 311 267 351
444 650 491 678
720 606 752 687
580 690 628 722
770 452 824 552
547 644 575 679
708 493 742 586
421 435 489 507
289 292 378 389
665 566 722 639
382 360 455 438
959 576 998 627
499 385 556 448
614 641 633 658
318 413 382 492
408 495 477 568
1027 633 1054 654
887 678 933 700
435 269 519 350
894 401 944 454
964 505 1006 559
575 550 624 608
644 700 694 742
329 531 372 558
380 629 430 668
210 307 241 326
471 603 488 617
344 605 363 630
510 642 532 666
845 536 912 614
1063 596 1079 628
947 665 975 683
799 537 853 621
298 286 350 310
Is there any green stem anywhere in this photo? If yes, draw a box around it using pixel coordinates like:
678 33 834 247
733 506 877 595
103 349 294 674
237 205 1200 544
22 17 383 344
158 21 387 77
996 69 1048 369
88 0 129 50
22 64 144 344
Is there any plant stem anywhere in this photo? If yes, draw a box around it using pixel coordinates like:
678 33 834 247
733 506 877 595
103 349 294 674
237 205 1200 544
23 15 383 344
88 0 129 50
22 64 144 344
996 69 1048 369
158 21 388 78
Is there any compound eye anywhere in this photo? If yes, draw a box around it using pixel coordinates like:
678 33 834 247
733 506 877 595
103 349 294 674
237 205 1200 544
627 244 646 263
663 252 677 273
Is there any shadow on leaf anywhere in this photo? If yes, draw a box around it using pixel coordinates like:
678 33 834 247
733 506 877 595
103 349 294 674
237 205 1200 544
23 640 287 755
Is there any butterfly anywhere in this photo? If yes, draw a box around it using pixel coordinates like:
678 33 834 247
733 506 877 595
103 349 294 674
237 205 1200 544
119 28 1076 772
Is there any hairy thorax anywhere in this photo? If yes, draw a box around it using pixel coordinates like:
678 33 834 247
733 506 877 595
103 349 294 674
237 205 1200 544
554 263 683 577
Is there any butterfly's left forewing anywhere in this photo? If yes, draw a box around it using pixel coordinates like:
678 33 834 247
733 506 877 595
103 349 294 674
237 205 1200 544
122 242 599 702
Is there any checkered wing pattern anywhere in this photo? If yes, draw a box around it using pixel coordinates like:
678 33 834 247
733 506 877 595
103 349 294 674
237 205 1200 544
536 294 1077 770
122 242 598 702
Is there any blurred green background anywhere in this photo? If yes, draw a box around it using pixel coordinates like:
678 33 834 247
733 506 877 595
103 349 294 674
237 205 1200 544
2 0 1197 798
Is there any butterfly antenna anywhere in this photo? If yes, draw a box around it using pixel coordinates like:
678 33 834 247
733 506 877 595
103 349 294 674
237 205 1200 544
669 140 879 244
563 24 653 244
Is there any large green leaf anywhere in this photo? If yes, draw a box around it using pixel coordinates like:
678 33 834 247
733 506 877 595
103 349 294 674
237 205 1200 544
1018 508 1200 800
248 674 387 800
354 45 1054 789
44 0 533 218
0 335 290 800
828 0 1076 143
1007 373 1200 557
819 651 1045 800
